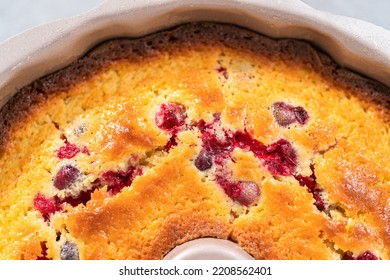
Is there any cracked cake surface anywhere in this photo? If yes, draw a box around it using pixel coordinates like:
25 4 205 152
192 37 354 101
0 22 390 260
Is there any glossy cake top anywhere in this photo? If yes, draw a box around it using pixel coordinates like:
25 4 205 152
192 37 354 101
0 22 389 260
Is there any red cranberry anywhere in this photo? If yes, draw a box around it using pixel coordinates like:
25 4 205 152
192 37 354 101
293 107 309 124
264 139 297 176
221 181 242 200
271 102 309 126
342 250 378 260
33 193 61 222
57 142 80 159
357 251 378 260
101 166 143 195
235 181 260 206
215 172 260 206
194 149 213 171
155 103 187 132
57 136 90 159
53 165 80 190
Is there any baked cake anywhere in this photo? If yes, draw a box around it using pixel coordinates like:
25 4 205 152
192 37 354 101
0 22 390 260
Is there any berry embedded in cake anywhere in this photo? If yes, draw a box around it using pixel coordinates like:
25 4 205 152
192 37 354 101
0 22 389 260
53 165 80 190
60 241 79 260
271 102 309 127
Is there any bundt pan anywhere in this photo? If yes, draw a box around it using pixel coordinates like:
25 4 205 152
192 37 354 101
1 0 390 260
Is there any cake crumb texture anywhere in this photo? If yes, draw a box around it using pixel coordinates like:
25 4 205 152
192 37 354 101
0 22 389 260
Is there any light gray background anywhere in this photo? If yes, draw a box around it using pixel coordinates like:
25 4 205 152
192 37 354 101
0 0 389 43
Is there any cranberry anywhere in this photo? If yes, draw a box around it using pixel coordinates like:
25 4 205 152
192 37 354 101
155 103 187 132
194 149 213 171
57 142 80 159
53 165 80 190
235 181 260 206
293 107 309 124
233 131 297 176
215 176 260 206
33 193 61 222
271 102 309 126
60 241 79 260
264 139 297 176
220 180 242 200
57 136 90 159
101 166 143 195
155 103 188 152
342 250 378 260
357 251 378 260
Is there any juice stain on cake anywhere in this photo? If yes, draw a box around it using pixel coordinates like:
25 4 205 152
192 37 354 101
152 103 324 211
34 165 143 221
155 103 187 152
194 114 298 177
294 164 326 211
57 135 90 159
151 104 322 208
33 194 62 222
33 102 321 221
99 166 143 195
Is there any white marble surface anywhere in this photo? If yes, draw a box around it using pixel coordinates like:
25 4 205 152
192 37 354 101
302 0 390 30
0 0 105 43
0 0 389 43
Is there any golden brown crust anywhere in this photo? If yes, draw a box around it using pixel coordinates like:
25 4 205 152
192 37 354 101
1 22 390 260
